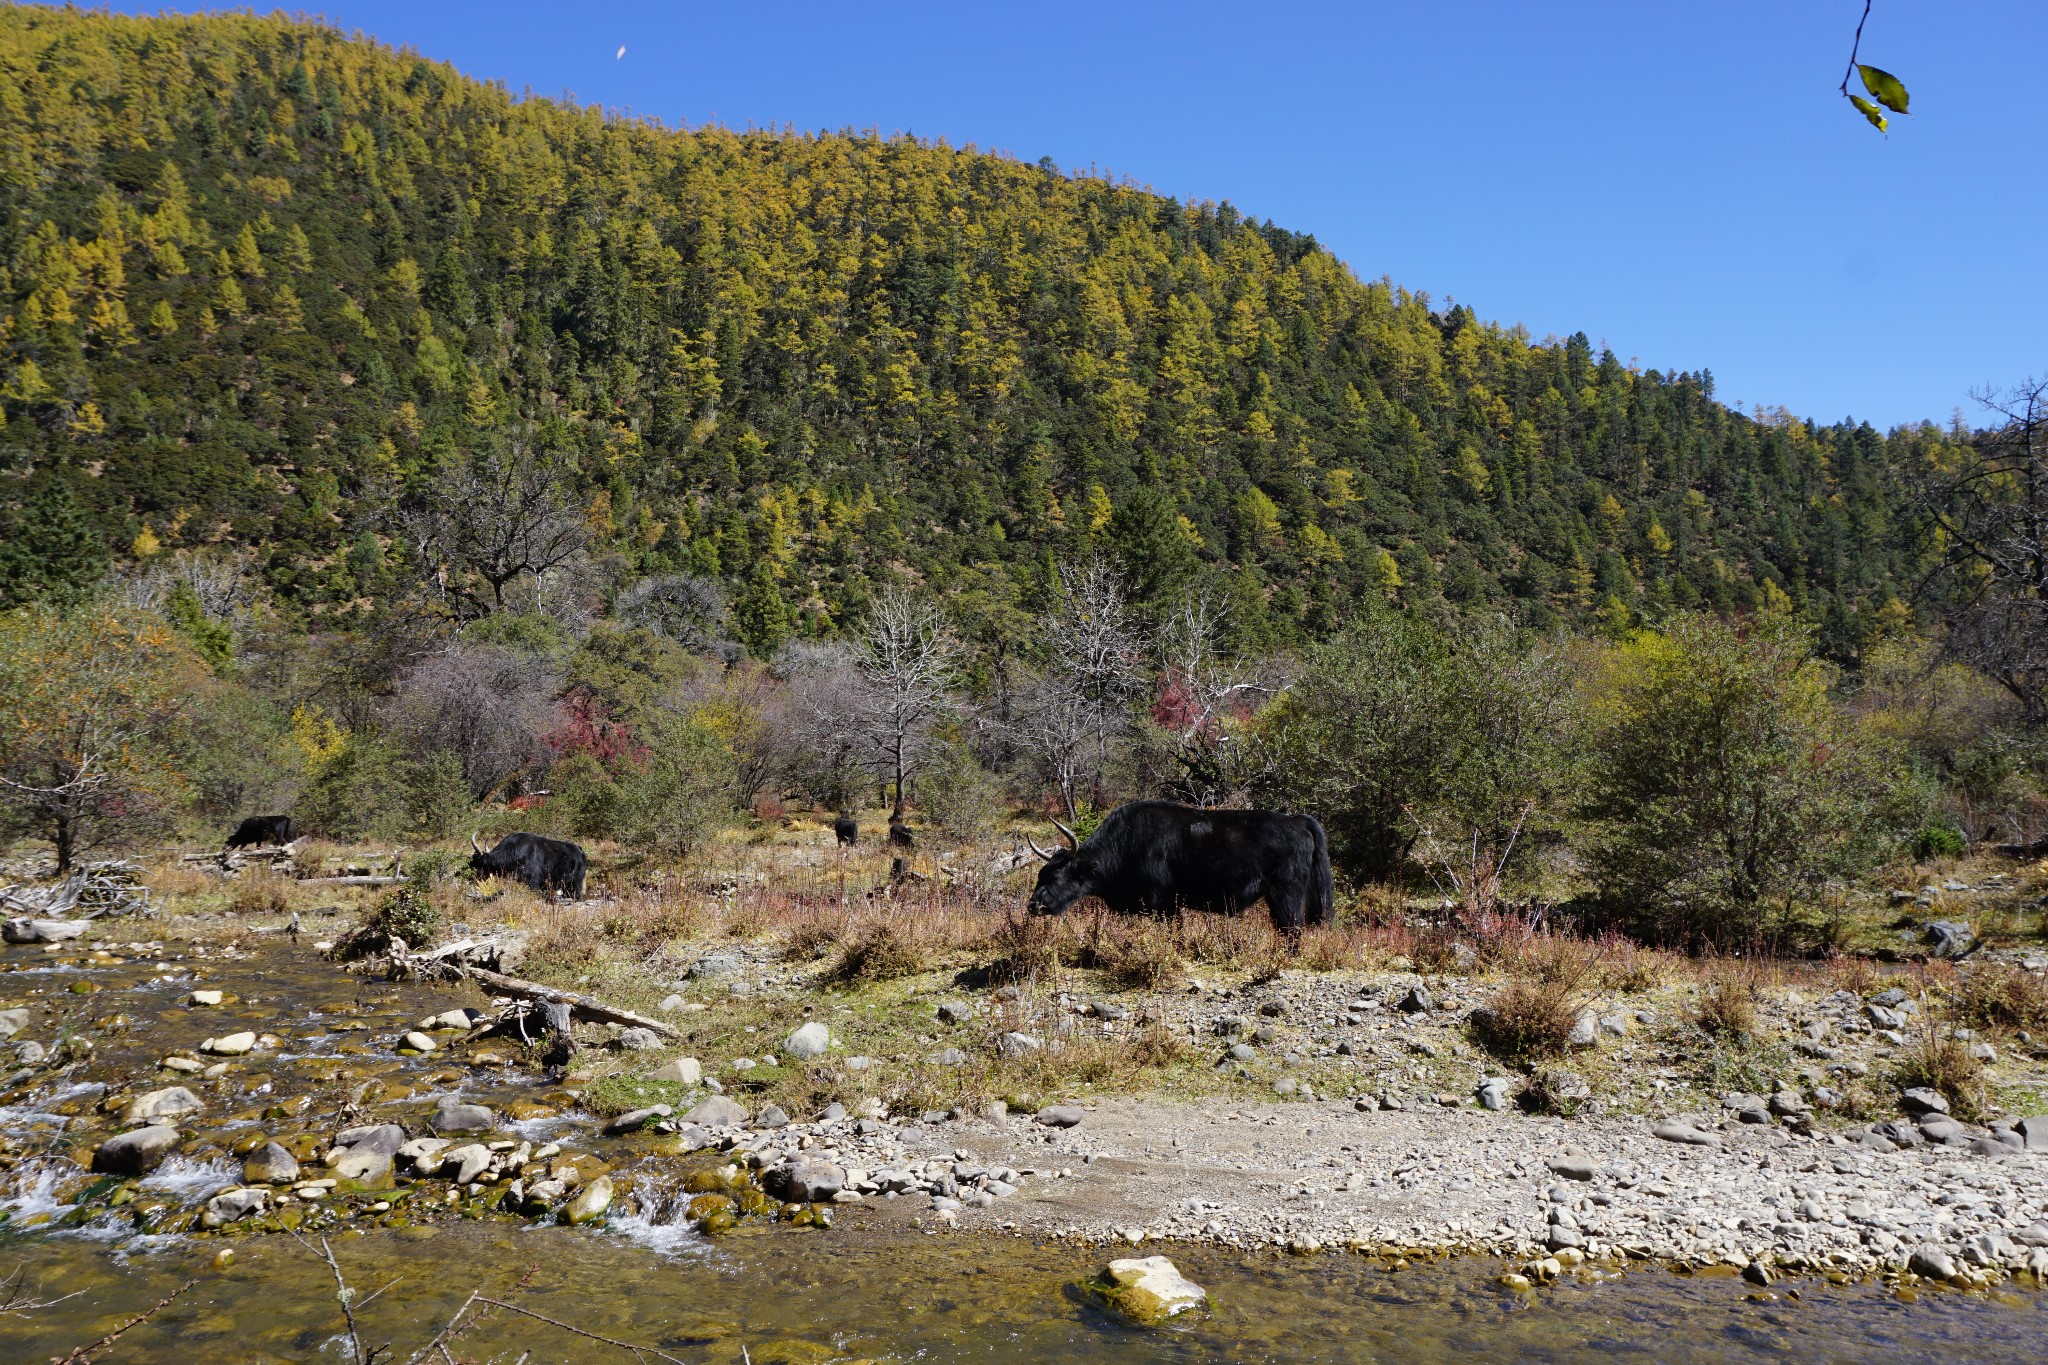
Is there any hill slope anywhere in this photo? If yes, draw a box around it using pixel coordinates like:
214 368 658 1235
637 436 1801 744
0 6 1948 654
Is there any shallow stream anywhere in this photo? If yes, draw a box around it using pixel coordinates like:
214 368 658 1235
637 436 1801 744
0 936 2041 1361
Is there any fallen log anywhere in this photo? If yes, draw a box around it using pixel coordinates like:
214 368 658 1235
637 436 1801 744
455 964 682 1041
295 875 403 888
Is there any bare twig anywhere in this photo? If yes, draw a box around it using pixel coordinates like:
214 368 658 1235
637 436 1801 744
1838 0 1872 98
46 1278 197 1364
0 1265 84 1315
295 1232 388 1365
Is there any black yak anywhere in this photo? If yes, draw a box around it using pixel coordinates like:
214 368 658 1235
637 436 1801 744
833 815 859 847
1026 800 1333 933
469 832 587 898
225 815 294 850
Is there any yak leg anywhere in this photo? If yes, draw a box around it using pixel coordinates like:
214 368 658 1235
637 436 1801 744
1266 880 1308 938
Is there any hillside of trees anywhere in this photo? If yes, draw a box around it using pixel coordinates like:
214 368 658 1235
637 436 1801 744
0 6 1960 659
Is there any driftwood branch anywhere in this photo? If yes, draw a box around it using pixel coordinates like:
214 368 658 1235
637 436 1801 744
458 965 682 1040
297 875 404 888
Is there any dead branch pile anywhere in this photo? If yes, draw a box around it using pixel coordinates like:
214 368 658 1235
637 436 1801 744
0 861 154 919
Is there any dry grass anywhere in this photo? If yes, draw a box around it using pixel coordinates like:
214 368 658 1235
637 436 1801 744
230 865 291 915
1079 918 1185 990
1894 1029 1987 1121
142 861 220 900
830 922 933 984
1949 965 2048 1033
1470 975 1583 1064
1820 952 1894 1000
1694 968 1760 1040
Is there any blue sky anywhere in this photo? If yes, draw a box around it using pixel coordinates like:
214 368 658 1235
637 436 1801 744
113 1 2046 429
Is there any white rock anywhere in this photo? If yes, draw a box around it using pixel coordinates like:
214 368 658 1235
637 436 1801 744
201 1031 256 1056
644 1057 701 1085
1101 1256 1206 1322
401 1031 438 1053
784 1022 831 1060
188 989 225 1007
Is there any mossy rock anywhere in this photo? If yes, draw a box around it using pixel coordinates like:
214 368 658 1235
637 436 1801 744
1086 1256 1208 1326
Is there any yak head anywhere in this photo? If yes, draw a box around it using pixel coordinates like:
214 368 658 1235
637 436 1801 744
1025 819 1091 915
468 833 494 877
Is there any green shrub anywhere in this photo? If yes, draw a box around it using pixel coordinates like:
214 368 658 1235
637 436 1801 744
333 884 442 960
1910 823 1966 861
917 739 1005 840
1578 615 1903 947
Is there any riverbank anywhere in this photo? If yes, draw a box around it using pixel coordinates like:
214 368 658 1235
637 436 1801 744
3 904 2047 1296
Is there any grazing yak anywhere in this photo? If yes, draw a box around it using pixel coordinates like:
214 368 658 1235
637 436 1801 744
225 815 294 850
833 815 859 847
469 832 587 898
1026 800 1333 933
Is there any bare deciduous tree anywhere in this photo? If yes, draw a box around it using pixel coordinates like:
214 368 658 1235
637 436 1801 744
386 642 561 800
1012 560 1148 818
1156 589 1282 807
1911 377 2048 726
615 573 728 650
776 640 870 809
396 441 589 618
848 588 960 819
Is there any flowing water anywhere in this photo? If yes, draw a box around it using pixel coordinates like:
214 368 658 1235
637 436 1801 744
0 937 2040 1362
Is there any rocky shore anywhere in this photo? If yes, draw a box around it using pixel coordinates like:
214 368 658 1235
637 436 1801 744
6 926 2048 1296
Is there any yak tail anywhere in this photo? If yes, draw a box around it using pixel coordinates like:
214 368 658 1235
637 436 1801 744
1306 818 1335 927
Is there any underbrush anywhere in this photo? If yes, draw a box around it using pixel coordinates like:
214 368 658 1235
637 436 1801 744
1948 965 2048 1033
1893 1030 1987 1121
1469 975 1582 1064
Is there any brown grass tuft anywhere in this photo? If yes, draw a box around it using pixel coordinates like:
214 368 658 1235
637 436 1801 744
1470 975 1582 1063
1949 965 2048 1033
230 865 291 915
1694 969 1759 1040
1894 1030 1986 1121
830 922 931 984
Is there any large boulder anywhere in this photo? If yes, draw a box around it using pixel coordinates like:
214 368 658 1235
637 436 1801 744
784 1022 831 1060
200 1187 269 1229
682 1094 748 1127
328 1123 404 1183
93 1125 181 1176
430 1096 497 1134
767 1158 845 1202
241 1142 300 1184
643 1057 700 1085
1900 1087 1950 1117
1094 1256 1207 1324
122 1086 203 1125
563 1175 614 1224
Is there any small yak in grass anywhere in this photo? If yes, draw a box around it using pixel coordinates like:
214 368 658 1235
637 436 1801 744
225 814 294 850
1026 799 1334 933
469 832 587 898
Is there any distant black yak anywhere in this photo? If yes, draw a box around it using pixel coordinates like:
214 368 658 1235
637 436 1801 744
833 815 859 847
887 820 915 850
469 832 587 898
225 815 294 850
1026 800 1333 933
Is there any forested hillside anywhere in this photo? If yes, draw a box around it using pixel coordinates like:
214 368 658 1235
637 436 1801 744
0 6 1953 655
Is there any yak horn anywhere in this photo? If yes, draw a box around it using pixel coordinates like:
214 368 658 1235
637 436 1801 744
470 833 484 855
1050 817 1080 849
1025 835 1056 861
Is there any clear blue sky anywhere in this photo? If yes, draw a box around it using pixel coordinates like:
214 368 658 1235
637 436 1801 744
115 1 2046 429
